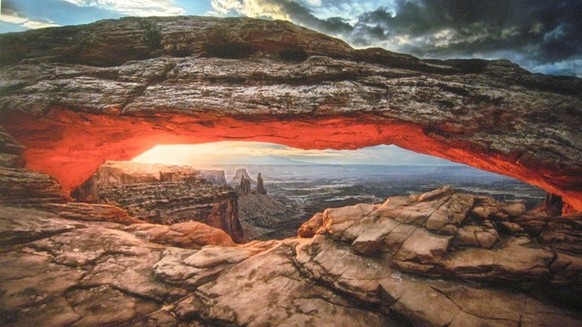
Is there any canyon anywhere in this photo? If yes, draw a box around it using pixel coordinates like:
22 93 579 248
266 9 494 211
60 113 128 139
73 160 243 242
0 16 581 326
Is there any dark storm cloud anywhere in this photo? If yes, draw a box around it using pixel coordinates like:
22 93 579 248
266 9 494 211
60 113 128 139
244 0 582 76
353 0 582 65
2 0 23 15
270 0 353 35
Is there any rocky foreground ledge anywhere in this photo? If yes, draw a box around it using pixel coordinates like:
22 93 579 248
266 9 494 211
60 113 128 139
1 133 581 326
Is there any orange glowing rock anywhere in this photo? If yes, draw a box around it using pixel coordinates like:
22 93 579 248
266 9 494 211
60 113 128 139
2 108 581 212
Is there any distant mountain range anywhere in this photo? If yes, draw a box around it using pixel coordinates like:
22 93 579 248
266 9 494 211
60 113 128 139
133 143 463 167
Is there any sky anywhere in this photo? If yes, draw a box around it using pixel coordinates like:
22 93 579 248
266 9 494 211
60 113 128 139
131 142 459 166
1 0 581 77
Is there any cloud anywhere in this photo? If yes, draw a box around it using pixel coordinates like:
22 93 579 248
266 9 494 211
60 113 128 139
531 58 582 76
356 1 582 57
0 13 59 29
211 0 582 77
211 0 353 34
210 0 291 20
1 1 59 29
355 0 582 76
2 0 579 77
60 0 186 17
131 142 456 166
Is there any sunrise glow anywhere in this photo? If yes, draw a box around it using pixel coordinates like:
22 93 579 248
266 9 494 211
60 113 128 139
131 141 458 167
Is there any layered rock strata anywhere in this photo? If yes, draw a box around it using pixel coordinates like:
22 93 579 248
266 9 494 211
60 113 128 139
238 192 303 240
0 132 580 325
0 16 580 211
74 161 244 242
1 175 581 326
74 160 226 201
298 186 582 303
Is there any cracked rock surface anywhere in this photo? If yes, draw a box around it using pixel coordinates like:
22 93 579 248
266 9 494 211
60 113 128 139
299 186 582 291
1 141 581 326
0 16 581 210
2 198 581 326
0 17 581 325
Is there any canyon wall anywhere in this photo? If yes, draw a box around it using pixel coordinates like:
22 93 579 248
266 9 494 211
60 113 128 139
1 117 581 326
0 16 580 211
73 161 243 242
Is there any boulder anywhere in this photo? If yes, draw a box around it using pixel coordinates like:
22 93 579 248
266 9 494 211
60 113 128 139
1 182 581 326
125 221 236 248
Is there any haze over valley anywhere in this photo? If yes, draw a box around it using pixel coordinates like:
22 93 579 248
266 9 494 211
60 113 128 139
133 142 546 239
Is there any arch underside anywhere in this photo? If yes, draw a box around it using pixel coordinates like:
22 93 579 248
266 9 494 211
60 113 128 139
0 15 580 212
2 109 581 212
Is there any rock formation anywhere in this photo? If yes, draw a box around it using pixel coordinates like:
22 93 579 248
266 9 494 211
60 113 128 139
256 172 267 195
123 221 236 248
73 160 244 242
238 192 303 240
0 16 582 326
233 171 304 239
1 132 581 325
230 168 255 185
0 127 25 168
1 159 581 326
74 160 226 201
234 171 267 196
235 176 251 195
298 186 581 299
0 16 580 211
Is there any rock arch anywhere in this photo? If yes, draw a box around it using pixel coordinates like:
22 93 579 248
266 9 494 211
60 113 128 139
1 16 581 211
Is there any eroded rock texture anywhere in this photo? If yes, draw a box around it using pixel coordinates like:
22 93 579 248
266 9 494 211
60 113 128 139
74 160 243 242
0 136 580 326
2 185 581 325
238 192 303 240
298 186 582 301
0 16 580 211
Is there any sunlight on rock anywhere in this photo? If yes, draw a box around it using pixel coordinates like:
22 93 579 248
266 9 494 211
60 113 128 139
0 15 581 327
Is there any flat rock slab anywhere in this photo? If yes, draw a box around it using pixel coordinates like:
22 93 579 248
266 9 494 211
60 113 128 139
0 164 581 327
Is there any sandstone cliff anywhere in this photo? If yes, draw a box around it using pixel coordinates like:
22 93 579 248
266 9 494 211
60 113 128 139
0 16 580 211
1 171 581 325
232 170 301 239
238 192 303 240
73 160 244 242
0 130 581 325
73 160 226 201
256 172 267 195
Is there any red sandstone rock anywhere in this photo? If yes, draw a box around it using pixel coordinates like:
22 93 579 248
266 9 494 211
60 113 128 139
33 202 143 226
297 212 324 238
0 17 580 211
299 187 582 295
124 221 236 248
73 160 244 242
0 167 69 204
